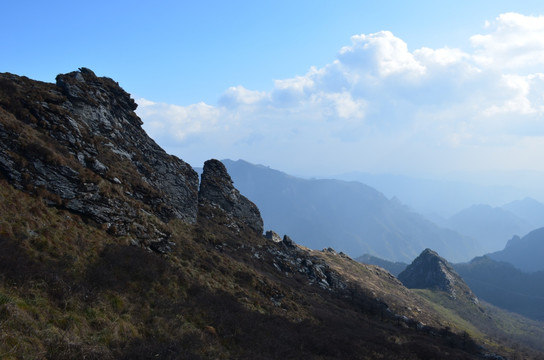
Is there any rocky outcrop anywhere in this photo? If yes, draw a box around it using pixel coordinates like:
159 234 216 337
260 234 348 292
198 159 263 234
398 249 478 303
0 68 199 248
265 230 282 243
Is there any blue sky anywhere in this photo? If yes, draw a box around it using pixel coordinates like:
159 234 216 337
4 1 544 179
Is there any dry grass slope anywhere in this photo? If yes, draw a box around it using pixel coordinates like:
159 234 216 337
0 180 498 359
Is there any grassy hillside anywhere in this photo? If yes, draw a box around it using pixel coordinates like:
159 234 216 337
414 289 544 359
0 178 498 359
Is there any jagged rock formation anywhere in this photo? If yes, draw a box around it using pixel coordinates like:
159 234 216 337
1 69 541 359
398 248 478 303
262 236 349 291
198 159 263 234
0 68 199 247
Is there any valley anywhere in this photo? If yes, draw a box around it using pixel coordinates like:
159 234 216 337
1 68 544 359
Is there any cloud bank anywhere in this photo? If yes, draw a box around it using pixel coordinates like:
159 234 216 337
137 13 544 176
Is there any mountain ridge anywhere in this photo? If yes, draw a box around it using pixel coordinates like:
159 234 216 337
454 256 544 321
445 204 533 253
488 227 544 272
1 69 542 359
0 68 199 249
220 158 480 263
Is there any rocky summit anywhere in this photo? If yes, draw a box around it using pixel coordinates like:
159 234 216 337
398 248 478 303
0 68 199 250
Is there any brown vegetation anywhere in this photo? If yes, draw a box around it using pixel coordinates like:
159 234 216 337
1 69 541 359
0 181 498 359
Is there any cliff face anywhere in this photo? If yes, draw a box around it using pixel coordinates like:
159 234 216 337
0 68 200 247
0 68 267 250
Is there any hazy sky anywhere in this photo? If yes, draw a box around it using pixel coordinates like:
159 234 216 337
4 1 544 178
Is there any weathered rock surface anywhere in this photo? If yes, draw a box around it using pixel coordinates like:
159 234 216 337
398 249 478 303
198 159 263 234
0 68 199 247
265 230 282 243
259 234 348 292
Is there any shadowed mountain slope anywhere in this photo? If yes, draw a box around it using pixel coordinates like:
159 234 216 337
399 249 544 356
488 227 544 272
356 254 408 277
0 69 542 359
221 159 480 263
454 256 544 321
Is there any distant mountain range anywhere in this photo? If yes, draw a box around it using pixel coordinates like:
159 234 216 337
359 226 544 322
356 254 408 277
220 159 480 263
454 256 544 322
441 199 544 253
445 204 532 253
334 172 529 218
502 197 544 230
488 227 544 272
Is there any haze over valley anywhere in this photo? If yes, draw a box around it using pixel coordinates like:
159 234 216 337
3 1 544 358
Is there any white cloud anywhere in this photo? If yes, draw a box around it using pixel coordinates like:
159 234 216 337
471 12 544 71
136 13 544 175
218 86 268 107
137 100 223 142
317 91 367 119
339 31 426 79
414 47 468 66
482 74 534 116
274 75 315 92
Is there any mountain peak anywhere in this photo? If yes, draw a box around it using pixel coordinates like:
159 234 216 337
0 68 201 248
398 248 478 303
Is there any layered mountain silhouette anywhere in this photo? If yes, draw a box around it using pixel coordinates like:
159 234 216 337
502 197 544 231
1 68 543 358
445 204 533 253
334 172 527 218
356 254 408 277
221 159 480 263
437 198 544 254
455 256 544 321
488 227 544 272
360 247 544 323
